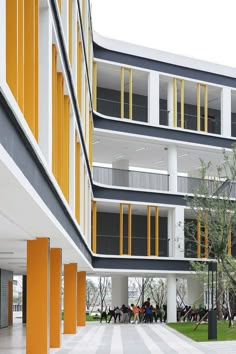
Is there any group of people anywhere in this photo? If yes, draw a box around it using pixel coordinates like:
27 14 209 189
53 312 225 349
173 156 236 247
99 299 211 324
99 298 167 324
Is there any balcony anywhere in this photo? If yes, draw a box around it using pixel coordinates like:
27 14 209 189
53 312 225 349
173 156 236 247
93 166 236 198
93 166 169 192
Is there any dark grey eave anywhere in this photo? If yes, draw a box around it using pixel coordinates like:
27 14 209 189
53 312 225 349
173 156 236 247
93 112 236 149
94 41 236 88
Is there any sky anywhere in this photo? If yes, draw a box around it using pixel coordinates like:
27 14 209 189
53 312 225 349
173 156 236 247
90 0 236 69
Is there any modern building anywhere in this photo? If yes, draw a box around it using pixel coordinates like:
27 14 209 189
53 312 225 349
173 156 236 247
0 0 235 352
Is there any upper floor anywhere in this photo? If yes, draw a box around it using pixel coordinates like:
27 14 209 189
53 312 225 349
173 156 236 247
93 33 236 140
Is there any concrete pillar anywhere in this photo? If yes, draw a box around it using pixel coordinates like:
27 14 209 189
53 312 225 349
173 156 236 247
112 159 129 187
167 79 173 127
27 238 50 353
148 71 159 126
168 145 177 193
112 276 128 308
168 206 185 258
221 87 231 138
38 7 52 168
64 263 77 334
167 274 177 323
77 272 86 326
187 277 204 307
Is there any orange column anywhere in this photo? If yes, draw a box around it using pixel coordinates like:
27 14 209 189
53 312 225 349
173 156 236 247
63 96 70 201
92 201 97 253
77 272 86 326
26 238 50 354
17 0 24 112
6 0 17 99
50 249 62 348
64 263 77 334
24 0 38 140
147 206 151 256
8 281 13 326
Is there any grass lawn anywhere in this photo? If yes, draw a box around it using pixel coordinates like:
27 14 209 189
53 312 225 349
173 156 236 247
86 314 100 321
168 321 236 342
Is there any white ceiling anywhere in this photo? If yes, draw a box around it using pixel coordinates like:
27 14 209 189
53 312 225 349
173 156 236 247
93 130 226 176
0 156 91 274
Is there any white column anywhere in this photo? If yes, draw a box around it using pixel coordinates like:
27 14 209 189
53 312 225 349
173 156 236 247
187 277 204 307
221 87 231 138
112 159 129 187
148 71 159 126
167 274 177 323
168 145 177 193
112 276 128 308
0 0 6 83
61 1 69 52
69 113 75 213
167 79 173 127
38 7 52 169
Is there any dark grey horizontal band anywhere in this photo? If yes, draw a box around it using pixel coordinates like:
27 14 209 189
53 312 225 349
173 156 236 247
93 113 235 149
92 256 200 272
0 91 92 264
94 42 236 88
93 184 186 206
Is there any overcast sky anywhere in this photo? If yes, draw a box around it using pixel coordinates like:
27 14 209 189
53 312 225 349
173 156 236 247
91 0 236 68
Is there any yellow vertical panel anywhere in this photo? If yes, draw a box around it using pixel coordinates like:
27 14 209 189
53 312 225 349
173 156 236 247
120 67 124 118
77 272 86 326
24 0 38 140
57 0 62 13
92 201 97 253
17 0 24 112
56 73 64 186
50 248 62 348
181 80 184 129
197 217 201 258
77 40 82 112
173 78 177 127
204 85 208 132
34 0 39 141
129 69 133 120
147 206 151 256
197 83 201 131
128 204 132 255
6 0 18 99
93 62 97 110
27 238 49 354
69 0 72 64
63 96 70 201
52 45 58 178
155 207 159 256
64 263 77 334
8 281 13 326
75 136 80 223
120 204 123 255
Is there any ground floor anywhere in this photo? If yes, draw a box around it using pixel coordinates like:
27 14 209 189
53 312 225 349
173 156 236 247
1 320 236 354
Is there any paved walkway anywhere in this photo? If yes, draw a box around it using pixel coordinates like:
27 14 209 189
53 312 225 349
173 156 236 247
1 320 236 353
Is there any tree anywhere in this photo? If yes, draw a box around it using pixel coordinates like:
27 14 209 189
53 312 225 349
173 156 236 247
86 278 98 311
98 277 111 312
185 144 236 326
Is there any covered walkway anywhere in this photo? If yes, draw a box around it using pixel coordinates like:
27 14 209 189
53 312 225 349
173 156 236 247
1 322 236 354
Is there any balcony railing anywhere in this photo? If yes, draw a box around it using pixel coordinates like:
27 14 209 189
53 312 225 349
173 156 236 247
93 166 169 192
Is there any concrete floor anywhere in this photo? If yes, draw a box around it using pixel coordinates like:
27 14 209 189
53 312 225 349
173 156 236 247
1 318 236 353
